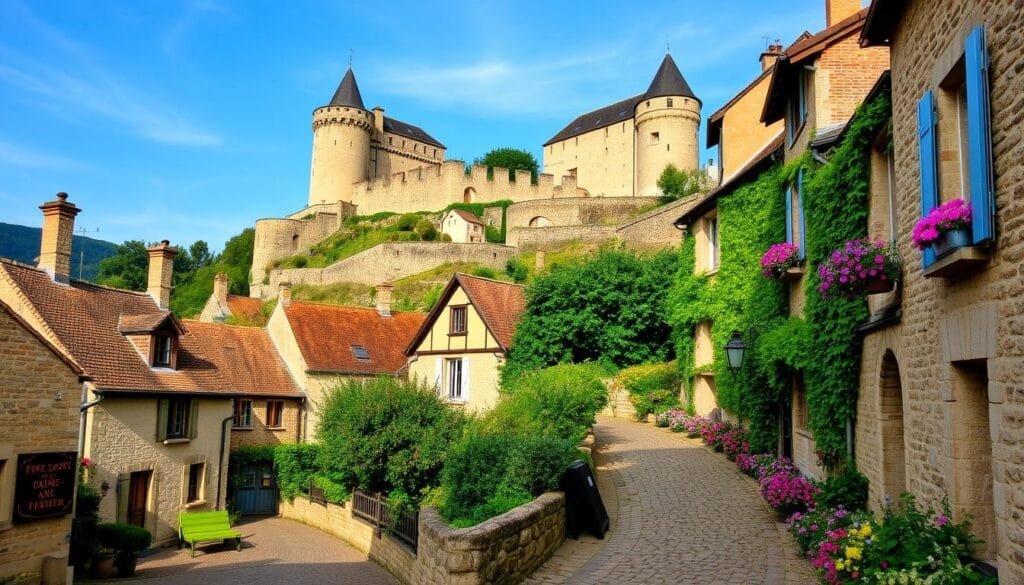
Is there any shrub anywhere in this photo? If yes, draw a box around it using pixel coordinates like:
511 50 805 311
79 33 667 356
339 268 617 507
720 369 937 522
488 363 608 444
415 220 438 241
439 432 578 527
396 213 420 231
815 462 870 512
759 469 818 517
472 266 497 279
97 523 151 553
787 505 856 555
440 233 453 242
505 257 528 282
316 377 466 504
485 224 503 243
618 362 681 417
273 443 321 501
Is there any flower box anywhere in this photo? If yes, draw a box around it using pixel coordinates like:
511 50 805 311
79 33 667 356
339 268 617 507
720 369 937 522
932 227 971 258
913 198 972 252
761 243 801 281
922 245 990 279
864 278 895 295
781 266 804 282
818 239 901 300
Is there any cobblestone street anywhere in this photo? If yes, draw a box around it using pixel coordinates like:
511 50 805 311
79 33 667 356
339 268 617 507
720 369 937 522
527 416 817 585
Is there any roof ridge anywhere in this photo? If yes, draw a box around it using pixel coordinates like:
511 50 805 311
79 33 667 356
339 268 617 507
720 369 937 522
287 299 424 315
0 259 154 298
455 272 525 288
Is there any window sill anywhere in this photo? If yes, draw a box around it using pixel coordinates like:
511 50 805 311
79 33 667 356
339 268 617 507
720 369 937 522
702 267 720 277
232 427 253 431
266 426 287 431
163 438 191 445
695 370 715 378
922 246 990 279
781 266 804 282
448 332 467 338
794 427 813 440
183 500 207 509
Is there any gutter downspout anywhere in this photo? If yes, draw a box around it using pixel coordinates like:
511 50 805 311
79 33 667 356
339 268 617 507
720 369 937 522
216 402 234 510
73 382 101 577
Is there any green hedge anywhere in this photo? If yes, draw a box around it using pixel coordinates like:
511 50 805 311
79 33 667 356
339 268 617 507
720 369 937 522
617 362 682 417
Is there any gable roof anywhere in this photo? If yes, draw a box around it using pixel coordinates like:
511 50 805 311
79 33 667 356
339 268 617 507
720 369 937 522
383 116 445 149
407 273 526 355
329 68 366 109
707 67 774 148
0 298 85 377
448 209 484 226
0 259 299 396
642 53 698 103
117 311 184 335
283 301 425 375
544 94 643 146
226 294 263 322
762 8 871 124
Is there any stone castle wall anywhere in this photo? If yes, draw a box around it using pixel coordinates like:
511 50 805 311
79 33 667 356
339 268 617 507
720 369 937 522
634 96 702 197
250 202 356 287
504 196 660 232
280 492 565 585
543 118 637 197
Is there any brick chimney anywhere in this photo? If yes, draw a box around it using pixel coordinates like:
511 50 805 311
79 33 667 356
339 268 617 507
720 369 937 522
213 272 229 308
375 282 393 317
826 0 862 27
38 192 81 283
146 240 177 309
372 106 385 135
278 281 292 307
760 41 783 72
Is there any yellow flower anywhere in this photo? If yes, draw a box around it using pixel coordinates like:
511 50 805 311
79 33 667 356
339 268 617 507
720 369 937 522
860 524 872 538
835 560 845 571
845 546 862 561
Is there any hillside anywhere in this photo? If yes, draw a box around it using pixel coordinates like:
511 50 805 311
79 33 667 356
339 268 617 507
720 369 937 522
0 222 117 280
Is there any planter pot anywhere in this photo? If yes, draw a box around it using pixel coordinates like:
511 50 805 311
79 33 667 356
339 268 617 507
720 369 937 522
780 266 804 282
932 227 971 258
92 552 115 579
117 552 139 578
865 278 895 295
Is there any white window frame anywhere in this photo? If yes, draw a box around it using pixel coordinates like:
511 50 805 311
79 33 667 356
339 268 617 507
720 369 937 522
445 357 469 403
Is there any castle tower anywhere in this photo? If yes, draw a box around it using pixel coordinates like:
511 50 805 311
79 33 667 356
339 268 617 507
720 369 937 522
634 54 702 197
308 68 374 206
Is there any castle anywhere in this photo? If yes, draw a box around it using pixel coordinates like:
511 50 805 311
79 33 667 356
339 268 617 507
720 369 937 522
251 54 704 293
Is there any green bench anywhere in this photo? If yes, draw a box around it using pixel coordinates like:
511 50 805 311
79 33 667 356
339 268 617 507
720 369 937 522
178 510 242 557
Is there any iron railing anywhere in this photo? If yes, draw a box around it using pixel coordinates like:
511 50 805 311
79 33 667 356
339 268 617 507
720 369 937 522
352 489 419 553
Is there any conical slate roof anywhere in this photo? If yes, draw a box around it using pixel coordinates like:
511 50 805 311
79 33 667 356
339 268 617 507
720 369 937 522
328 68 366 109
642 54 698 103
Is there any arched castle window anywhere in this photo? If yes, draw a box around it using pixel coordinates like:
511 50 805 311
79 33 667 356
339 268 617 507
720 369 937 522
528 216 551 228
464 187 475 204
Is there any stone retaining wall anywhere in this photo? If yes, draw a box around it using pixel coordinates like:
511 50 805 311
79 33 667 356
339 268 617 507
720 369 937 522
599 378 639 420
280 492 566 585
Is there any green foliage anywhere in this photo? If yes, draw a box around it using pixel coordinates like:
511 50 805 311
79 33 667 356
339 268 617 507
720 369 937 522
273 443 323 501
668 164 788 452
471 266 497 279
72 480 101 566
657 164 710 204
415 220 438 241
439 432 578 527
505 246 677 383
484 225 502 242
316 377 466 504
345 211 397 225
96 523 151 553
474 148 539 183
169 228 254 318
618 362 682 417
815 462 870 511
396 213 420 231
96 240 149 290
505 257 528 283
0 222 117 281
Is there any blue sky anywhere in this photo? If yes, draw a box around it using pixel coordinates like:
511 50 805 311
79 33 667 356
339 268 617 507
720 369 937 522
0 0 827 251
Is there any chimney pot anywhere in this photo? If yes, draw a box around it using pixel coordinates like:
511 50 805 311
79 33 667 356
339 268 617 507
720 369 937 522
375 282 393 317
146 240 178 309
38 192 81 282
759 41 784 72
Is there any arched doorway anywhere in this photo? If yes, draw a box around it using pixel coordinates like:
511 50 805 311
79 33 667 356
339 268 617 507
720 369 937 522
528 216 551 228
463 187 476 204
291 234 299 253
879 350 907 503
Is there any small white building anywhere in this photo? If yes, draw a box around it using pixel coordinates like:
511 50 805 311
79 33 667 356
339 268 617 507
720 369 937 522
440 209 485 243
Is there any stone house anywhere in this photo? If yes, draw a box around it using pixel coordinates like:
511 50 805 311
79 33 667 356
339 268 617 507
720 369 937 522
264 283 425 440
857 0 1022 578
759 0 890 479
0 299 85 585
406 274 526 412
0 194 299 547
198 272 264 324
440 209 485 244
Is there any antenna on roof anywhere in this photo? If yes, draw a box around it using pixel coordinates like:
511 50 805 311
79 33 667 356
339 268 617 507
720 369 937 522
349 48 354 68
666 36 670 53
762 36 770 49
75 226 100 280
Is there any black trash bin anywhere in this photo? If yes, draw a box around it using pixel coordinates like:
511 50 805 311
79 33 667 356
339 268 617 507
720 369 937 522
560 460 609 539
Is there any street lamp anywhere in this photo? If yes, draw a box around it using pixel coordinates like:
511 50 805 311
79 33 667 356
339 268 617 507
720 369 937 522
724 330 747 373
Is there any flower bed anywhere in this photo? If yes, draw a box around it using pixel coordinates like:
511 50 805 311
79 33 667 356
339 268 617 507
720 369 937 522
761 243 801 279
817 238 900 299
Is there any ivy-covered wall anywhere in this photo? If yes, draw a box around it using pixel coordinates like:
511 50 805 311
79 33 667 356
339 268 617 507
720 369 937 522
670 90 891 461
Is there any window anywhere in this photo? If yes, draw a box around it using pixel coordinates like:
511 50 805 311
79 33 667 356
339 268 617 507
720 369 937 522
793 377 809 431
160 398 194 441
649 132 660 145
445 358 466 401
187 463 204 503
450 306 467 335
917 25 995 269
785 170 806 259
233 399 252 428
351 345 370 361
389 137 393 145
667 97 674 108
707 216 720 270
154 335 172 367
787 71 808 145
266 400 283 428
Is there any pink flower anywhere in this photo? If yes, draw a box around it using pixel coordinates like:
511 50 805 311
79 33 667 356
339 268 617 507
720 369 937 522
935 514 949 527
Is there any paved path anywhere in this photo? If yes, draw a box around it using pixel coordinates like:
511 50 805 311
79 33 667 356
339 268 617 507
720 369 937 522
527 416 817 585
117 516 397 584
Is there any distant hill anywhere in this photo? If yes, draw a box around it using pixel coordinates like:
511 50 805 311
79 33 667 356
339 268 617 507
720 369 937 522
0 222 118 281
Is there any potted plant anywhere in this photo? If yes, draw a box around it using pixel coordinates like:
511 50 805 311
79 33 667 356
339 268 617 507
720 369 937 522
818 238 901 299
912 197 972 257
760 243 801 280
97 522 152 578
91 547 115 579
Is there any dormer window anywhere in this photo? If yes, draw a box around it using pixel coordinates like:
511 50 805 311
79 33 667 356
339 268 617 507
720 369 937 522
154 335 173 367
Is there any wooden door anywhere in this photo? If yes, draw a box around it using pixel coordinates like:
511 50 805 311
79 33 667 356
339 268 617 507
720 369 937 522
127 471 150 527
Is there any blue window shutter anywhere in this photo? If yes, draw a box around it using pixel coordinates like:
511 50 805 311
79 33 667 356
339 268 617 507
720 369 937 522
965 25 995 245
797 170 807 260
785 185 794 245
918 91 938 268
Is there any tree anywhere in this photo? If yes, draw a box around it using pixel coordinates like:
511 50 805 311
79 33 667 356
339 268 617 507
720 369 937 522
503 246 678 383
96 241 149 291
474 148 539 183
657 164 711 204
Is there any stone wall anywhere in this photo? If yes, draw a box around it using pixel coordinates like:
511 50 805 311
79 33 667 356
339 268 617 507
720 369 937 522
0 306 81 584
599 378 639 420
251 201 356 286
228 398 303 450
505 197 660 232
614 195 698 247
253 243 516 298
508 225 618 249
279 492 566 585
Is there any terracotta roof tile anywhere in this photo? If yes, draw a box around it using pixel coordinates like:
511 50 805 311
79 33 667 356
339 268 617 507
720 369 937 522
0 259 299 396
451 209 484 225
456 275 526 349
284 302 425 375
226 295 263 321
117 311 181 334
